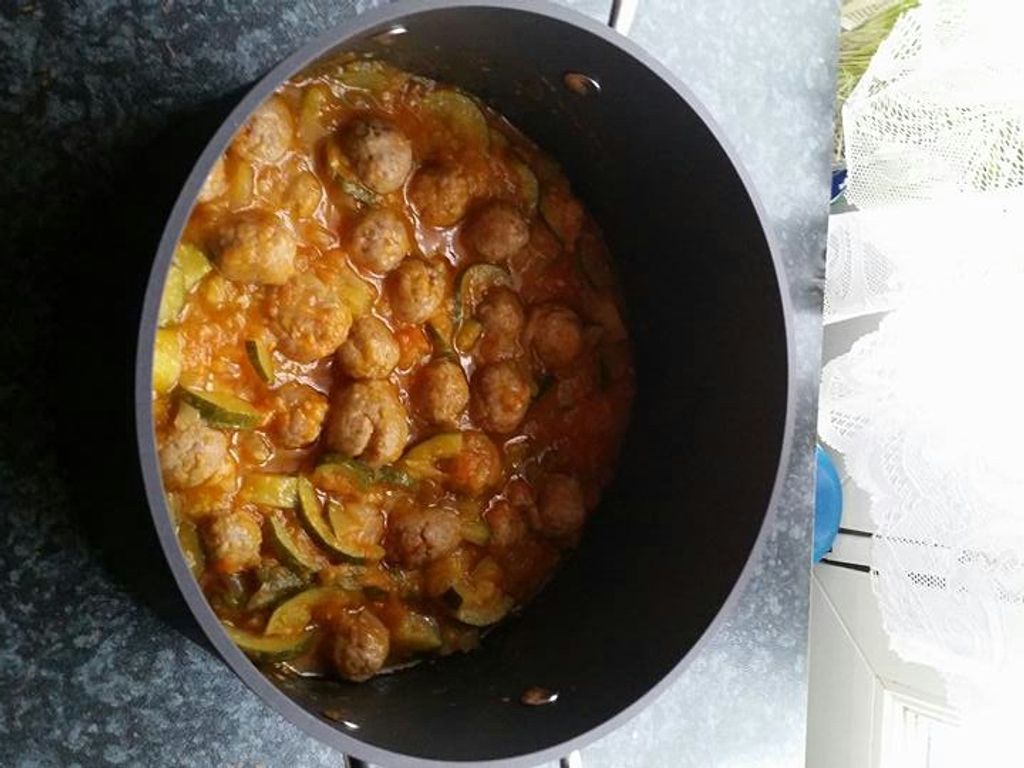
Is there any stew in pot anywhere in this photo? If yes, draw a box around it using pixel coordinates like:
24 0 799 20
152 60 634 682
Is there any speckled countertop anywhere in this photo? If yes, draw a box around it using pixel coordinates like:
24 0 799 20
0 1 835 766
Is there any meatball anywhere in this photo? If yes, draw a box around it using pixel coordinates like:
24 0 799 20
325 380 410 467
470 361 532 434
349 208 410 274
485 499 526 549
214 210 297 285
160 406 230 489
386 258 446 325
414 359 469 426
204 511 262 574
232 95 294 163
531 474 586 539
331 610 390 682
408 164 471 227
197 156 227 203
340 119 413 194
526 304 583 369
475 287 524 364
267 272 352 362
336 316 400 379
269 382 329 448
465 201 530 262
385 507 461 568
447 432 502 496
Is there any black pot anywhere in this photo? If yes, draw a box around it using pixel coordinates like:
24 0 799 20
135 2 794 766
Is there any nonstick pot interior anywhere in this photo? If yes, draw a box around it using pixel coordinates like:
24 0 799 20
137 2 791 766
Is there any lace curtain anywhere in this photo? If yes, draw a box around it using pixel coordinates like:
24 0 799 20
819 1 1024 762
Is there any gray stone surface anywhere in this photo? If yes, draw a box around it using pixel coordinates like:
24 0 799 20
578 3 836 766
0 1 835 766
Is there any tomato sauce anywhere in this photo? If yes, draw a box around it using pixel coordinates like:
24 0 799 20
152 60 634 682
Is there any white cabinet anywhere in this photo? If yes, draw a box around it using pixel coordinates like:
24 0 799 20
807 547 956 767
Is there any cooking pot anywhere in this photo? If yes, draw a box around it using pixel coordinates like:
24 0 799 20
135 1 794 766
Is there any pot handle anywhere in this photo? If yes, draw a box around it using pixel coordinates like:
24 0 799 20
345 751 585 768
561 750 584 768
608 0 639 35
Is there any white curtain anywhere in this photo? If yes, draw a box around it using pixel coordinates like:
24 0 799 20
819 1 1024 763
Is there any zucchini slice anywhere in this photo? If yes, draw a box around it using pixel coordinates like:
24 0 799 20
153 328 182 395
179 388 263 429
296 476 370 559
158 264 186 327
511 159 539 212
298 82 331 144
244 339 275 384
339 177 377 206
332 262 376 317
318 563 366 592
176 519 205 579
391 610 442 653
226 625 315 662
455 265 512 326
423 89 489 149
326 500 386 562
337 61 394 93
397 432 464 481
359 569 394 601
240 474 298 508
313 453 414 494
265 586 357 636
324 139 378 206
296 476 329 537
247 565 305 611
320 563 394 599
423 549 473 598
539 184 583 246
218 572 250 610
267 514 325 576
442 557 512 627
174 242 212 291
375 465 416 490
226 156 255 209
450 594 514 628
454 319 483 353
459 518 491 546
425 317 456 359
313 453 375 493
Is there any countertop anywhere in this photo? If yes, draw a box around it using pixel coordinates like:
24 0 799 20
0 1 835 766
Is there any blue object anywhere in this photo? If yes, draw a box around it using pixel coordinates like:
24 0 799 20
830 167 848 203
813 445 843 562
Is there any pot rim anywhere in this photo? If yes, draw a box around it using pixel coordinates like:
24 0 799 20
134 1 797 765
